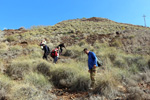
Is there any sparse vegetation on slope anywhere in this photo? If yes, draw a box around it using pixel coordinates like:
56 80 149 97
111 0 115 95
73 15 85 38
0 17 150 99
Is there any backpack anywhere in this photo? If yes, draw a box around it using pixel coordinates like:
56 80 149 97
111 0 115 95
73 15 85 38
97 57 103 67
47 46 50 53
51 49 58 58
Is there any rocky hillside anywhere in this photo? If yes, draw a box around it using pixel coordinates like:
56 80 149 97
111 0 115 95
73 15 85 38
0 17 150 100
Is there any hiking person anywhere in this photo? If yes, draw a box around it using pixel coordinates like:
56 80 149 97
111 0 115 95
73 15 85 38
58 43 66 55
51 46 60 64
40 39 47 49
42 44 50 60
83 48 98 90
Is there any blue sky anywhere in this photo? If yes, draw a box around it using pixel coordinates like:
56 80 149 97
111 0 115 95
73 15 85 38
0 0 150 30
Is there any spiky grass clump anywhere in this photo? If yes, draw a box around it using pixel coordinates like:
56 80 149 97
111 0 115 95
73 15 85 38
12 84 56 100
36 59 52 76
0 73 13 99
50 61 90 91
24 72 52 91
6 60 34 79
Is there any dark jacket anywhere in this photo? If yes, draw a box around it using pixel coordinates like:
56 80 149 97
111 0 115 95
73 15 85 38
88 51 98 70
58 43 66 49
43 45 49 54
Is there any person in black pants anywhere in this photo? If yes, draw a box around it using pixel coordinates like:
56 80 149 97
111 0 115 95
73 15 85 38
58 43 66 55
42 44 50 60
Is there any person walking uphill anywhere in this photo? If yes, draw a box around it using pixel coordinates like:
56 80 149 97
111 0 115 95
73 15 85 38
58 43 66 55
83 48 98 90
51 46 60 64
42 44 50 60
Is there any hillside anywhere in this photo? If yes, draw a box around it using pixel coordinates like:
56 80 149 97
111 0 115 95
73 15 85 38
0 17 150 100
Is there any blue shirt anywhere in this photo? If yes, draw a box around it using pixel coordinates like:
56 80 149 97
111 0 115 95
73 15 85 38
88 51 98 70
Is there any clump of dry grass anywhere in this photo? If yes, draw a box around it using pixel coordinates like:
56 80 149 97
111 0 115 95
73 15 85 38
6 35 17 42
0 73 13 100
49 61 90 91
11 84 56 100
6 60 34 80
24 72 52 91
36 60 52 76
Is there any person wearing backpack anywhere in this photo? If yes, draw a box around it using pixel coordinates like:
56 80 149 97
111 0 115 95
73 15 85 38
58 43 66 55
51 46 60 64
83 48 98 90
42 44 50 60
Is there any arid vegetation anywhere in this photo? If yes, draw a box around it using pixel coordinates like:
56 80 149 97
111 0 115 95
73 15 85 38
0 17 150 100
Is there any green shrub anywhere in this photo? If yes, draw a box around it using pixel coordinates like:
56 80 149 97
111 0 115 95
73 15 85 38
0 43 8 54
6 60 34 79
9 45 22 52
114 57 127 68
36 60 51 76
24 72 52 91
50 62 90 91
0 43 8 50
111 39 123 47
124 56 148 73
12 84 56 100
50 66 78 88
71 73 90 91
0 74 13 99
6 35 17 42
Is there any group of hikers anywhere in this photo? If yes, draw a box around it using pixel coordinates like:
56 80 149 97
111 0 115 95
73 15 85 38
40 39 66 63
39 39 102 90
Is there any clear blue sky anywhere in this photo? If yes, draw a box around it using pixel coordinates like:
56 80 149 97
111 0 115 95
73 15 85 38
0 0 150 30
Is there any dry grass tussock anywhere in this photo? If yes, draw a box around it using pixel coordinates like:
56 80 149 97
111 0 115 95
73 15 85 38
11 83 56 100
0 73 13 99
49 61 90 91
6 59 35 80
24 72 52 91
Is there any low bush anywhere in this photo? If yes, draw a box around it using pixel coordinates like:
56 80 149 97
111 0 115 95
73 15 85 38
50 66 78 88
12 84 56 100
0 74 13 99
50 62 90 91
125 70 150 100
24 72 52 91
6 35 17 42
36 60 52 76
9 45 23 52
71 72 90 91
6 60 34 79
93 69 122 99
0 43 8 50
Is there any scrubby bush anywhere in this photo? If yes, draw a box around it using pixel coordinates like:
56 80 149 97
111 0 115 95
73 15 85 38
12 84 56 100
125 70 150 100
71 73 90 91
50 62 90 91
6 60 34 79
9 45 22 52
124 56 148 72
29 51 42 59
50 66 78 88
0 43 8 50
93 71 120 99
24 72 52 91
36 60 51 76
63 49 81 58
6 35 17 42
0 74 13 99
0 43 8 54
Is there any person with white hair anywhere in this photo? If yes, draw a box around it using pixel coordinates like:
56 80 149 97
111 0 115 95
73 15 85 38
40 39 47 49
